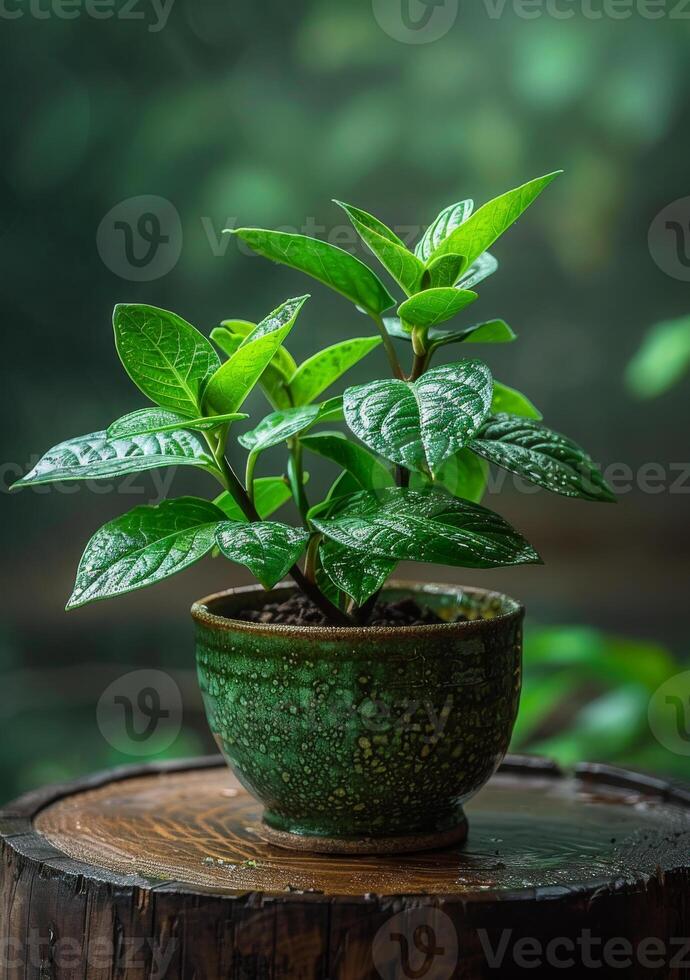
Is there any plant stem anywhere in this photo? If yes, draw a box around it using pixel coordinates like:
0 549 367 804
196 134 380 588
287 437 310 528
372 313 404 380
304 533 321 585
244 451 258 506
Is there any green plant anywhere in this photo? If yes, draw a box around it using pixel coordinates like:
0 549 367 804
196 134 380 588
12 172 614 624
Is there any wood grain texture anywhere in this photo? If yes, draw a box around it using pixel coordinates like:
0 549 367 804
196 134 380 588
1 755 689 979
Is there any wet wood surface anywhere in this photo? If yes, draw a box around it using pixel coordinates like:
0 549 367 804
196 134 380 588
1 755 689 978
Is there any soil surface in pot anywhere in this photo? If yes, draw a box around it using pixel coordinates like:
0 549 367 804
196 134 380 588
236 593 465 627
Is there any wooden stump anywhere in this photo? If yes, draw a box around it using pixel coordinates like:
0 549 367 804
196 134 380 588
1 755 689 979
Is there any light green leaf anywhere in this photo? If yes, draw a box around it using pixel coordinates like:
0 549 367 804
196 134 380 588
344 360 493 474
301 431 394 491
415 200 474 262
457 252 499 290
471 414 615 502
428 172 561 267
492 381 542 420
113 305 221 417
319 538 395 606
238 405 321 454
228 228 394 316
67 497 223 609
333 201 425 296
398 288 477 329
107 408 246 439
423 253 466 289
211 323 294 410
12 429 218 488
288 336 382 406
213 476 302 522
203 296 307 415
215 521 309 589
312 487 541 568
625 315 690 399
412 449 488 504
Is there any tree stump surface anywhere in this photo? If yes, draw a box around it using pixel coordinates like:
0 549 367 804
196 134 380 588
1 754 689 978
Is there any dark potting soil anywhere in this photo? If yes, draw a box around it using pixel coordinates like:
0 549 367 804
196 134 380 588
236 592 465 627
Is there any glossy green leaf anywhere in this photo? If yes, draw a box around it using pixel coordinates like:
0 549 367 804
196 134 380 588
492 381 542 420
325 470 361 503
213 476 303 523
398 288 477 329
288 336 382 406
107 408 246 439
113 305 221 417
312 487 541 568
211 323 294 410
12 429 218 488
203 296 307 415
415 200 474 262
344 360 493 474
301 431 394 491
412 449 488 504
385 317 515 348
238 405 321 454
428 172 561 267
319 538 395 606
471 414 615 502
67 497 223 609
424 253 465 289
333 201 425 295
215 521 310 589
228 228 394 316
457 252 499 290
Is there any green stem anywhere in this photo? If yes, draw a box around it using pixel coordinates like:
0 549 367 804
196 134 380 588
245 451 258 506
304 533 321 585
287 437 310 527
372 313 404 380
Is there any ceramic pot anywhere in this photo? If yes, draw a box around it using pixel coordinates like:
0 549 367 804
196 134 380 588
192 581 523 854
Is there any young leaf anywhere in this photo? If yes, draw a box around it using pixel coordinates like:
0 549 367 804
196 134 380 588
333 201 425 296
319 538 395 606
471 414 615 502
412 449 488 504
215 521 310 589
238 405 322 454
492 380 542 420
107 408 246 439
429 319 516 351
67 497 224 609
300 431 394 491
213 476 302 522
228 228 395 316
211 324 294 410
344 360 493 474
12 429 219 488
113 305 221 417
312 487 541 568
424 253 465 289
288 336 382 406
457 252 499 291
428 172 561 268
415 200 474 262
203 296 307 415
398 288 477 329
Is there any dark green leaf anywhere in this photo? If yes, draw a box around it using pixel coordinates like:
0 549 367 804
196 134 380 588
415 200 474 262
229 228 394 316
428 172 561 267
333 201 425 295
344 360 493 474
107 408 246 438
215 521 309 589
203 296 307 415
67 497 223 608
301 431 394 490
312 487 541 568
471 414 615 501
288 336 382 406
13 429 218 488
492 381 542 420
319 538 395 605
398 288 477 329
113 305 221 417
429 319 516 351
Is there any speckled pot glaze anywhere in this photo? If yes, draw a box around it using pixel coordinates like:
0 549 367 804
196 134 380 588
192 581 523 854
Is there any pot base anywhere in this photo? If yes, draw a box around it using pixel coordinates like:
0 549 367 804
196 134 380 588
258 812 469 855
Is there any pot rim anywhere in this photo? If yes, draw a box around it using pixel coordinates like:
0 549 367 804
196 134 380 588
191 580 524 639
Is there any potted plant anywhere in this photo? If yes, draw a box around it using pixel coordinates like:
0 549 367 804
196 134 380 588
13 172 614 854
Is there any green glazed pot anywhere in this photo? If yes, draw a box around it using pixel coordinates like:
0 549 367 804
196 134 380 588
192 581 523 854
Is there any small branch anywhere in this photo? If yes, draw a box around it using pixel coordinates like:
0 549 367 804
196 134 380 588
372 313 404 380
244 452 258 506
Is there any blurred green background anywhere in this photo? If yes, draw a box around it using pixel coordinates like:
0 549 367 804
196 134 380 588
1 0 689 800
